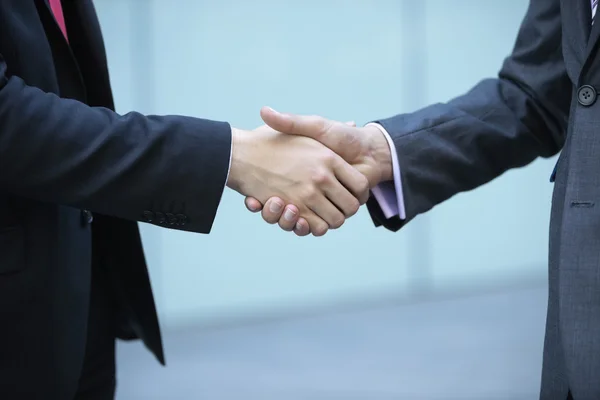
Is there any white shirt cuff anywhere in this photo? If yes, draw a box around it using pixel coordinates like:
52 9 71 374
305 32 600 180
366 123 406 220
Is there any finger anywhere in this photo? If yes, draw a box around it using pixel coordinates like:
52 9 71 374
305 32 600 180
261 197 285 224
260 106 330 140
278 204 300 232
245 197 264 212
321 175 363 218
331 158 370 205
293 218 310 236
261 107 360 163
305 190 346 230
302 210 330 237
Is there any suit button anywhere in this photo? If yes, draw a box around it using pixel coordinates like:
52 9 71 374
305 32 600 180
81 209 93 225
577 85 597 106
142 210 154 222
166 213 177 225
155 212 166 224
176 214 188 226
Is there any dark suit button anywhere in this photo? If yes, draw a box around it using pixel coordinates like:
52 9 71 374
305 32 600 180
176 214 188 226
155 212 166 224
142 210 154 222
166 213 177 225
81 209 93 225
577 85 597 106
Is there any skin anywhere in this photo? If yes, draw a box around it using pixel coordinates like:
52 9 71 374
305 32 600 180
244 107 393 236
226 120 371 236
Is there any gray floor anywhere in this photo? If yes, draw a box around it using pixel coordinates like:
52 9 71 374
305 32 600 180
116 286 547 400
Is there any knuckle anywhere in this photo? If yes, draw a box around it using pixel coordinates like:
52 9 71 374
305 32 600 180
309 115 329 131
312 224 328 237
360 176 370 193
301 185 319 202
321 150 337 165
330 215 345 229
346 199 360 217
311 169 330 186
358 178 370 204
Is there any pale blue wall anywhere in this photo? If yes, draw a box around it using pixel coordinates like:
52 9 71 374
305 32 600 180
95 0 554 328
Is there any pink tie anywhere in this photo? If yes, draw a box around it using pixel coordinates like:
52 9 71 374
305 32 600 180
49 0 69 42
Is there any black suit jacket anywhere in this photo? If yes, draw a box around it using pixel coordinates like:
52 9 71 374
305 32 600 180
366 0 600 398
0 1 232 398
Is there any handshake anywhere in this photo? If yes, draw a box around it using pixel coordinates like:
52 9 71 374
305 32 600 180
226 106 394 236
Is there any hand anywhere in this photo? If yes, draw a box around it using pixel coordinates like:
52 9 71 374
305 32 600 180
244 107 393 235
226 124 370 236
245 196 311 236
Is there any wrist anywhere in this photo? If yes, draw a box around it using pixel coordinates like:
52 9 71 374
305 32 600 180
226 127 250 193
365 125 393 183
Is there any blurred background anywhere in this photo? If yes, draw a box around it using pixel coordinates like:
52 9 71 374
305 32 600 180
94 0 554 398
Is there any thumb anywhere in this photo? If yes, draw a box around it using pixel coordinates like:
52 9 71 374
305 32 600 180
260 106 328 140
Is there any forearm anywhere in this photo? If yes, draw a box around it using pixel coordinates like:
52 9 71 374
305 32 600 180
0 69 231 233
379 76 565 224
367 0 570 231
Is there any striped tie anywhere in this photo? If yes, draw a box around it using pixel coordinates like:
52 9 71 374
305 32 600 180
593 0 598 25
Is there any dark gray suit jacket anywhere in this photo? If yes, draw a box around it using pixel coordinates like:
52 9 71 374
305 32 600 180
367 1 600 398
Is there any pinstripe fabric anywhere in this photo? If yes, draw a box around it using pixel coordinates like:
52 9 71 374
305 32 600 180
369 0 600 398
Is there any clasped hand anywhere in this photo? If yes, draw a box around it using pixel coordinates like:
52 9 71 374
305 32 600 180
226 107 392 236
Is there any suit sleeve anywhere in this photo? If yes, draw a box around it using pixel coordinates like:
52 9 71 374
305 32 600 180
0 53 231 234
367 0 571 231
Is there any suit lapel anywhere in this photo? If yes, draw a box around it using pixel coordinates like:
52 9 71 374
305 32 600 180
561 0 591 69
35 0 87 101
62 0 116 109
585 17 600 60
